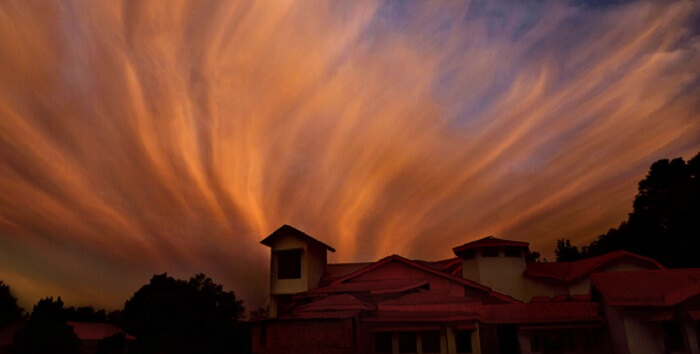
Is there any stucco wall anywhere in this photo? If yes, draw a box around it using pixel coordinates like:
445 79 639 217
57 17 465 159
307 241 328 290
269 235 308 295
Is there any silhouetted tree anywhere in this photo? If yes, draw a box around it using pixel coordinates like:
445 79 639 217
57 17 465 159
557 153 699 267
13 297 79 354
525 250 541 263
555 239 582 262
120 273 246 354
249 306 269 321
0 281 23 327
65 306 107 323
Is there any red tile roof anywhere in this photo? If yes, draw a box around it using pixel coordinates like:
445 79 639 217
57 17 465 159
328 254 520 304
482 302 602 324
281 310 362 319
260 224 335 252
452 236 529 255
378 292 478 306
364 311 479 323
303 279 428 295
296 294 376 312
524 250 663 283
67 321 135 341
320 262 374 284
591 269 700 306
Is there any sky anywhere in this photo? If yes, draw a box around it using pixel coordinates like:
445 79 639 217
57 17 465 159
0 0 699 311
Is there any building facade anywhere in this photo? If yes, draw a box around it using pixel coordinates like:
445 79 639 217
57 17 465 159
252 225 700 354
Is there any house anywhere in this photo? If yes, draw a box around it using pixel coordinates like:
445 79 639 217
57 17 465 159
252 225 700 354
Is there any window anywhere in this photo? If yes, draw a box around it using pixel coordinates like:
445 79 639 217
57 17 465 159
375 332 392 353
663 321 686 351
456 330 472 353
481 248 499 257
530 330 574 352
277 249 301 279
582 328 604 351
461 249 476 259
504 247 522 258
399 332 417 353
422 331 440 353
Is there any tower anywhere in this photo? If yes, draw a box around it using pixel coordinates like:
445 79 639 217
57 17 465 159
260 225 335 317
453 235 530 300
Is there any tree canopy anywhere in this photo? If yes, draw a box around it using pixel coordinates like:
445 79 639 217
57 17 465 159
555 152 699 266
0 281 22 328
13 297 79 354
120 273 246 354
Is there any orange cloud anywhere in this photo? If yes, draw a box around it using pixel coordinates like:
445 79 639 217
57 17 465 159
0 0 698 309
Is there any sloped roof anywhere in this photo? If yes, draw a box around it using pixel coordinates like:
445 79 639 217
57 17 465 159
303 279 428 295
591 269 700 306
378 292 478 306
280 310 362 320
67 321 136 341
328 254 520 304
525 250 664 283
260 224 335 252
321 258 460 285
296 294 376 312
453 236 529 255
320 262 374 285
482 302 602 324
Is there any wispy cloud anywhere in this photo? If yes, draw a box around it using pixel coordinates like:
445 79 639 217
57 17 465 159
0 0 698 308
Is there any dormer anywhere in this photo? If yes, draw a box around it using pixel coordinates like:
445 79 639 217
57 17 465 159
261 225 335 317
453 236 529 299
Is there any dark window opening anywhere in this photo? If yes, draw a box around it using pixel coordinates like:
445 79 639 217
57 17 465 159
530 330 574 352
456 330 472 353
399 332 416 353
504 247 522 258
481 248 499 257
461 249 476 259
422 331 440 353
375 332 392 353
663 321 686 352
277 249 301 279
582 328 604 351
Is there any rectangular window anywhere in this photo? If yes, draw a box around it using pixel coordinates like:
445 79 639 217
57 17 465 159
277 249 301 279
663 321 686 351
531 330 574 352
422 331 440 353
399 332 417 353
461 249 476 259
456 330 472 353
481 248 499 257
375 332 392 354
504 247 522 258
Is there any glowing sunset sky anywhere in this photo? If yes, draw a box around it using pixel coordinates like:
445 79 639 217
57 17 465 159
0 0 698 310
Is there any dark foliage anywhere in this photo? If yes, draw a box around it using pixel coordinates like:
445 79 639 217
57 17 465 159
525 250 541 263
554 239 582 262
121 273 247 354
248 306 269 321
13 297 79 354
0 281 23 327
556 153 699 266
65 305 107 323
